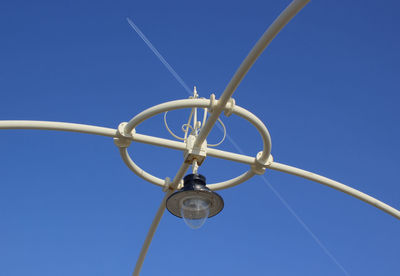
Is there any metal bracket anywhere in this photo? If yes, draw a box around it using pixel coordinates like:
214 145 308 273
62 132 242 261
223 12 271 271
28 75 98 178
251 152 274 175
184 134 207 165
162 177 172 192
209 94 217 113
224 98 236 117
114 122 135 148
209 94 235 117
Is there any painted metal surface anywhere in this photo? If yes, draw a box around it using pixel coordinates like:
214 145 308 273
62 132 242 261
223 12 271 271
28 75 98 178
1 0 399 275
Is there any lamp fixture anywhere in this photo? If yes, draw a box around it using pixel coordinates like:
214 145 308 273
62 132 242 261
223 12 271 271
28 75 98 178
166 173 224 229
1 1 400 275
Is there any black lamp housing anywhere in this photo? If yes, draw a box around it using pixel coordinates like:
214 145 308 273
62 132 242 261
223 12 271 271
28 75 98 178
166 174 224 218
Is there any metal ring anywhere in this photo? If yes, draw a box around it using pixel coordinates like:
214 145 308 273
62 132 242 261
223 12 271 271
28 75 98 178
120 98 272 190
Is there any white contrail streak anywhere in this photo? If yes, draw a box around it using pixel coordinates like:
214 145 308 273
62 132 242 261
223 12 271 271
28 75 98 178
126 16 349 275
260 175 350 275
126 17 192 96
220 126 349 275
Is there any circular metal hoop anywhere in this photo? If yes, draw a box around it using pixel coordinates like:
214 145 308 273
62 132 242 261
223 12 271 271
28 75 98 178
120 98 272 191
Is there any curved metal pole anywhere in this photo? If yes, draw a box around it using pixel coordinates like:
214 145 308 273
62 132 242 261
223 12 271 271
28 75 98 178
119 148 166 187
132 190 173 276
132 162 190 276
0 120 117 137
209 170 256 191
233 105 271 161
267 162 400 220
131 3 310 273
207 147 255 165
194 0 310 149
0 120 192 154
133 134 257 166
1 120 261 187
125 99 210 133
133 133 187 151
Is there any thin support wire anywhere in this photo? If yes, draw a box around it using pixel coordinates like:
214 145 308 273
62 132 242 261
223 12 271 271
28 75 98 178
206 117 226 147
201 108 208 131
191 87 199 136
163 111 189 141
164 107 226 146
183 108 194 140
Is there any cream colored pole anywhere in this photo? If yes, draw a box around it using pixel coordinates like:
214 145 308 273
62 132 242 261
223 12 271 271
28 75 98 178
194 0 310 150
132 162 190 276
268 162 400 220
0 120 256 165
131 190 173 276
131 1 311 274
0 120 117 137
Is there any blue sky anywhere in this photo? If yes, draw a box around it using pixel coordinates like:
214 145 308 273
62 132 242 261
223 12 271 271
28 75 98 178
0 0 400 275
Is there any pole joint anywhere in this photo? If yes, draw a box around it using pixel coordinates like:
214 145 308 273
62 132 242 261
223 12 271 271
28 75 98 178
251 152 273 175
114 122 135 148
184 134 207 165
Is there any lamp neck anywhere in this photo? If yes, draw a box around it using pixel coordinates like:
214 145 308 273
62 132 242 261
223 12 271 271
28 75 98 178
182 174 207 191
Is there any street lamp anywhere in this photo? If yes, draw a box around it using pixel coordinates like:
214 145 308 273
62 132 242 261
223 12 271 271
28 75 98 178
1 1 399 276
166 173 224 229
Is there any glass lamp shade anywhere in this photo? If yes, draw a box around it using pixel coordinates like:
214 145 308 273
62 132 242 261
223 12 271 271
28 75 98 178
166 174 224 229
180 196 211 229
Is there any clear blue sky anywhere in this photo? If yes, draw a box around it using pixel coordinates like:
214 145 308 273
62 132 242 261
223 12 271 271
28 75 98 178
0 0 399 275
